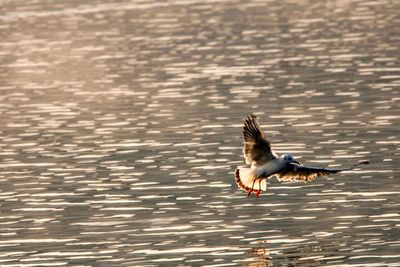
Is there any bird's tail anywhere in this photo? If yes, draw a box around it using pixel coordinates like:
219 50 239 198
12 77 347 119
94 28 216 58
235 167 267 192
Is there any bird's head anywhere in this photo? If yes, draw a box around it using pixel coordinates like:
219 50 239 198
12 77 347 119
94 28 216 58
282 154 300 165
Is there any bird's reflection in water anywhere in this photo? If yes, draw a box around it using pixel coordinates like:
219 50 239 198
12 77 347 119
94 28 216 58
244 241 341 266
246 246 273 267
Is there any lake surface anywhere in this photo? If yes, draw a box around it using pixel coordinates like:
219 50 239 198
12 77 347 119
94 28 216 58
0 0 399 266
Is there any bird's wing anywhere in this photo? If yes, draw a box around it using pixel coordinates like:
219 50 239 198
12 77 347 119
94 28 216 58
235 167 267 192
276 163 343 182
243 114 277 167
276 161 369 183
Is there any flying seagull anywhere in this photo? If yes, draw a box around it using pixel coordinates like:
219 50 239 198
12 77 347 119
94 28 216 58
235 114 369 198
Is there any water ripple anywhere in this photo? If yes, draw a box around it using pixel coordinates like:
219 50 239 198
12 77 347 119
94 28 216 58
0 0 399 265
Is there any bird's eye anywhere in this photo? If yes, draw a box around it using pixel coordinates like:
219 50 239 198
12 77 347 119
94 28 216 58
284 155 293 161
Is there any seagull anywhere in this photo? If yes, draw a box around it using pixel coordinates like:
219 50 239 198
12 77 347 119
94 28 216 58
235 114 369 198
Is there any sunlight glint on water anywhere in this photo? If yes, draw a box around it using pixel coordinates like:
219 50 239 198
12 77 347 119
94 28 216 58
0 0 399 266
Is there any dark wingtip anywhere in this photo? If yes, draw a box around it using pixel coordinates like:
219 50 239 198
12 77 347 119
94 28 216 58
353 160 369 168
246 113 257 120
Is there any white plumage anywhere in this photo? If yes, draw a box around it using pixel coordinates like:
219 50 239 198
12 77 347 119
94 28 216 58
235 114 369 198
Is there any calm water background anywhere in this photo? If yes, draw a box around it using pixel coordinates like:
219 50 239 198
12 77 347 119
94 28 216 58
0 0 399 266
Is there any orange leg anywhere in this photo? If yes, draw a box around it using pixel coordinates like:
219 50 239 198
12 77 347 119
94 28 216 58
247 179 257 197
255 179 263 198
247 189 253 196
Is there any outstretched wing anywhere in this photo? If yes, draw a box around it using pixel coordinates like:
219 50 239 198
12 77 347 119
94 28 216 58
277 160 369 182
235 167 267 192
243 114 277 167
276 163 343 182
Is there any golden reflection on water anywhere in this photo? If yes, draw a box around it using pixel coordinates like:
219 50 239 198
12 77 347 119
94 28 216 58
0 0 399 266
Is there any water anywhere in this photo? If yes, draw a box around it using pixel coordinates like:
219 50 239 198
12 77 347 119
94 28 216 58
0 0 399 266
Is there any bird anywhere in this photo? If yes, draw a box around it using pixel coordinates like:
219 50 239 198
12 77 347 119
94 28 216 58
235 114 369 198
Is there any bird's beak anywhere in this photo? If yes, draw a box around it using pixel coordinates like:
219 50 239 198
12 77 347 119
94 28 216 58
293 160 300 165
